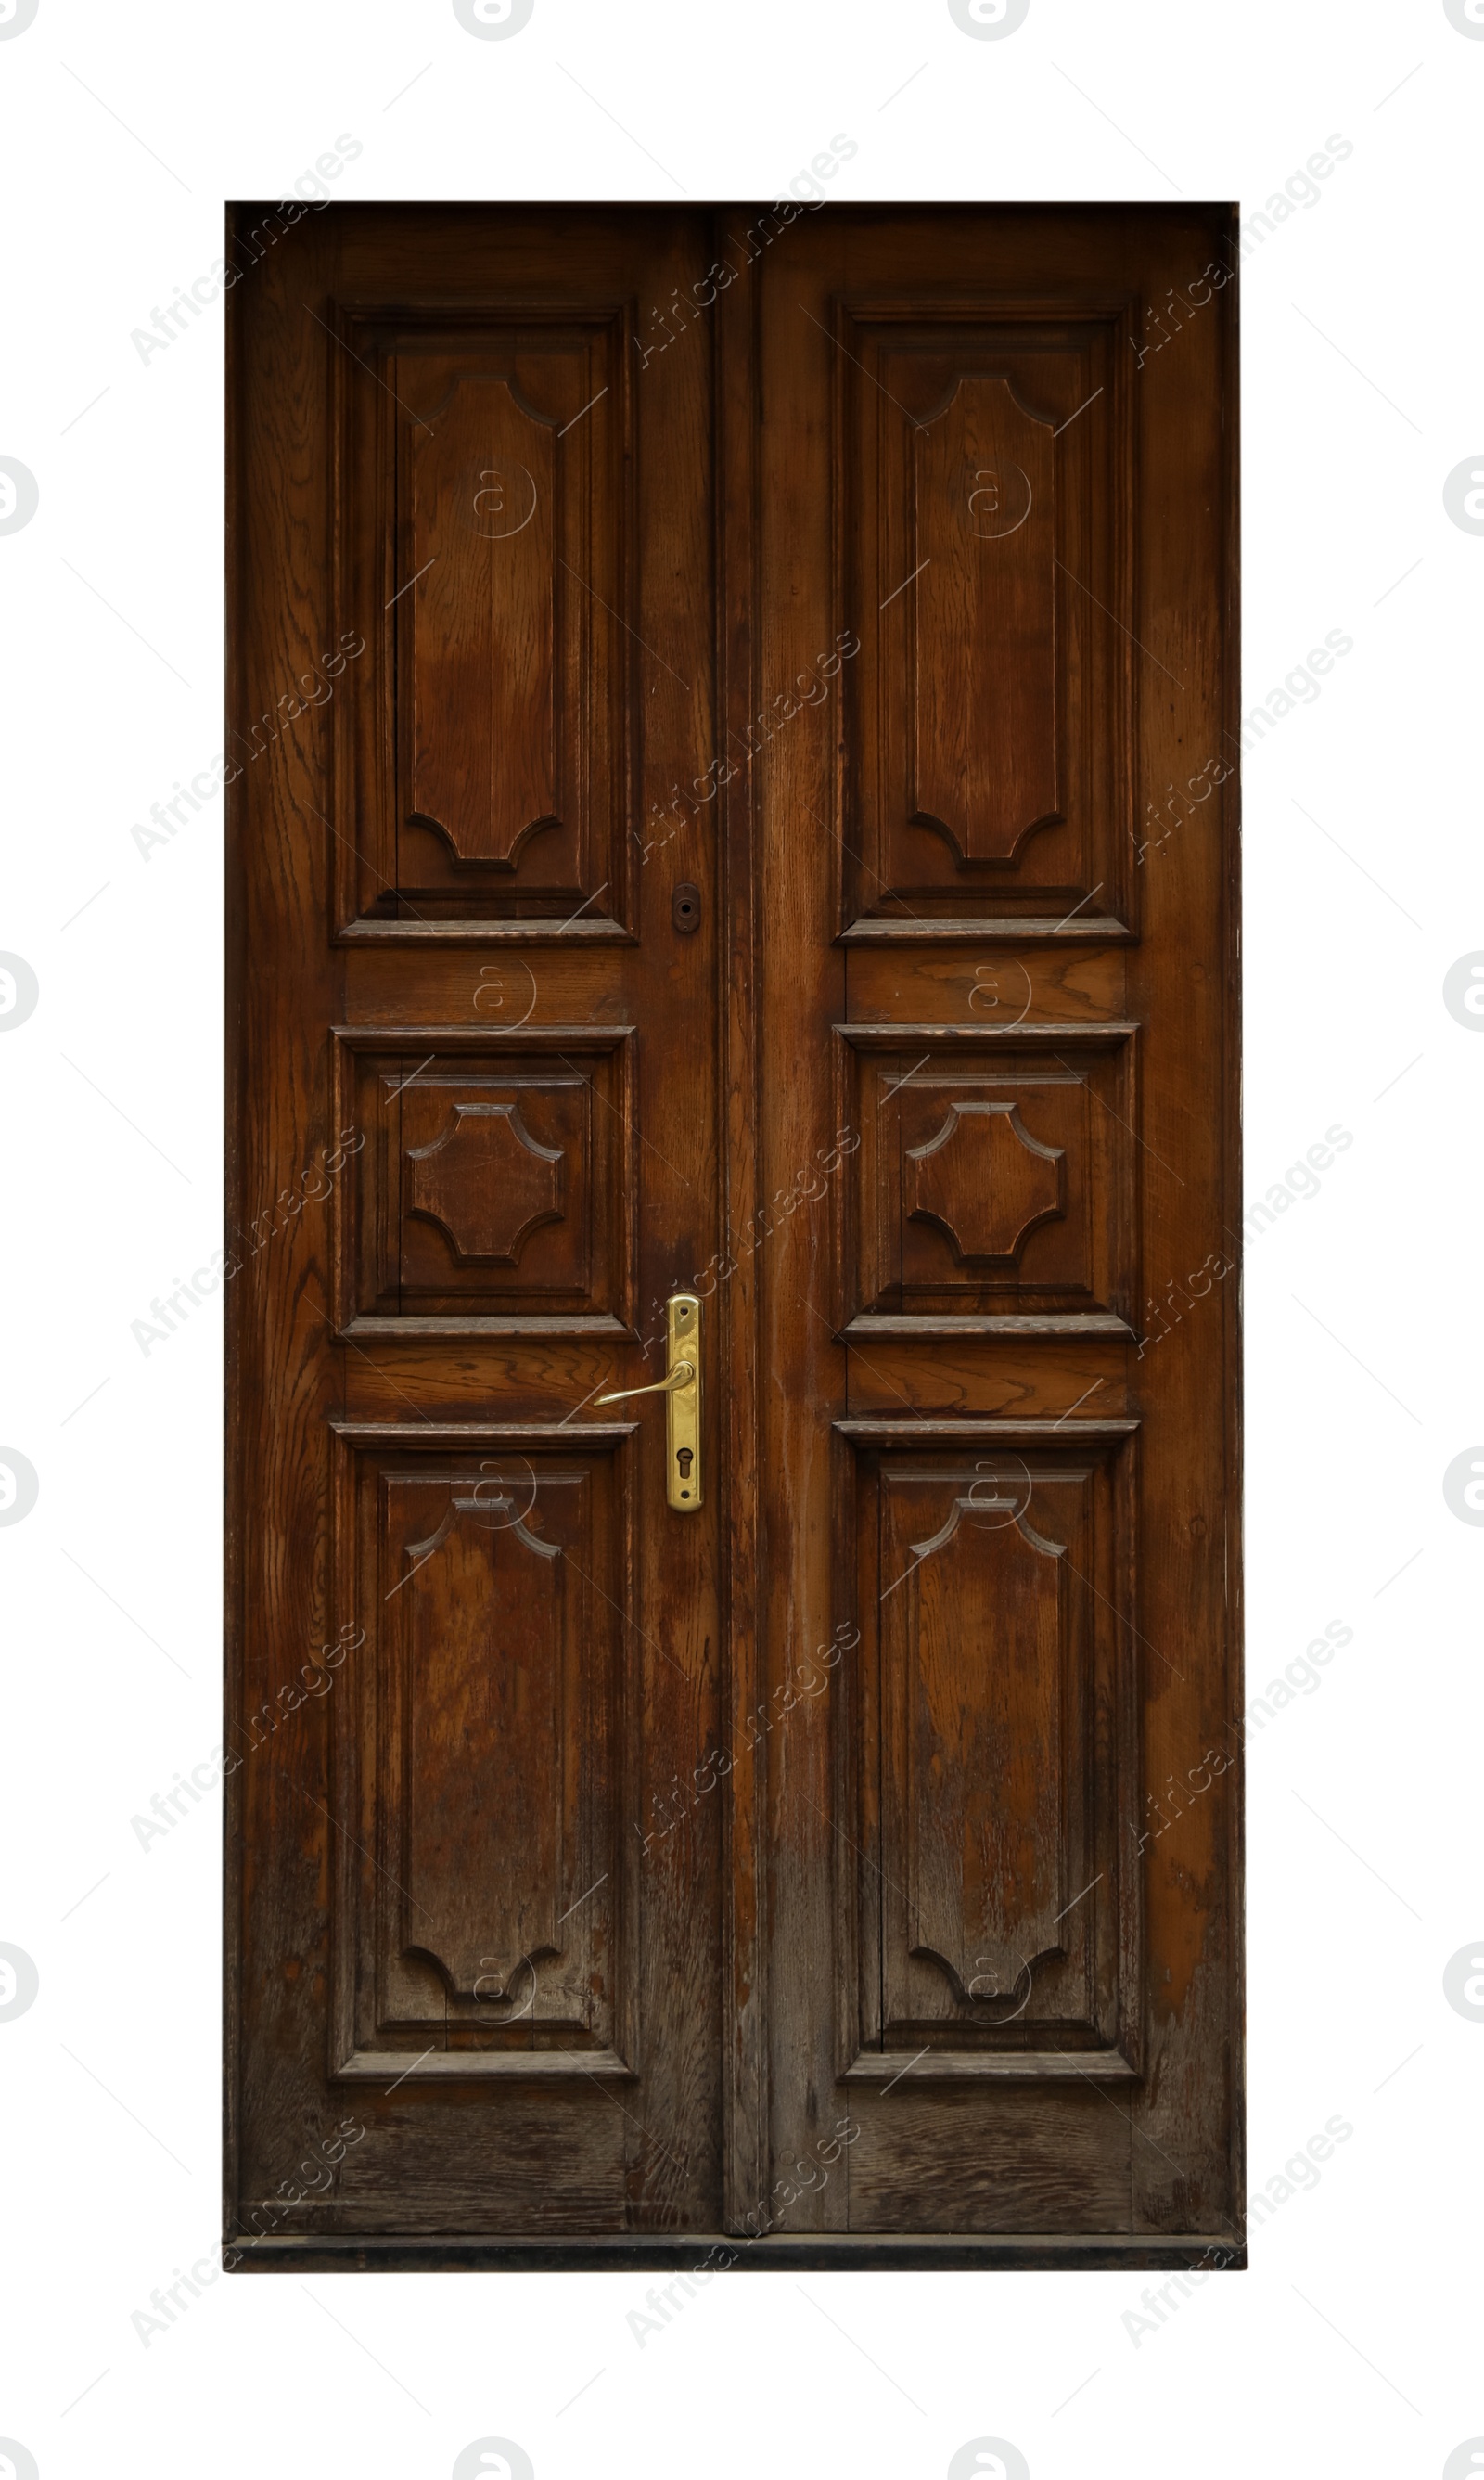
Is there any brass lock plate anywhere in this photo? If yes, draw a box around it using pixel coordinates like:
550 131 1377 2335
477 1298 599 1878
667 1292 701 1511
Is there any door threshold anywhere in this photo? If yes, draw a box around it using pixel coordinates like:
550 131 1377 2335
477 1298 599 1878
225 2230 1247 2274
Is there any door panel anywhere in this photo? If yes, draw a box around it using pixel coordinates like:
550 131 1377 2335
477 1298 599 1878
334 298 635 929
331 1022 635 1334
838 292 1132 934
228 206 726 2256
226 201 1241 2269
832 1021 1137 1334
751 206 1238 2259
837 1421 1140 2083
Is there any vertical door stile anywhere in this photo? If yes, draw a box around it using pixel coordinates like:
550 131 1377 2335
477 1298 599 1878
715 214 767 2233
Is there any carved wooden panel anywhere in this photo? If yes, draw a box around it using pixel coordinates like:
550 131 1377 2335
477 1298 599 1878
834 299 1133 939
403 375 558 873
906 1100 1065 1267
835 1420 1141 2080
833 1022 1136 1336
911 377 1058 865
330 1422 636 2078
332 1024 634 1337
406 1101 564 1267
333 306 633 933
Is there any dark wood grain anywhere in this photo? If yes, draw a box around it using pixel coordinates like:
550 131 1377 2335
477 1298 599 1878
228 204 727 2256
226 200 1241 2269
754 204 1239 2254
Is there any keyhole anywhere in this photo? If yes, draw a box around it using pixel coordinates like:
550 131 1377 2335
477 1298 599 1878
672 881 701 933
676 1448 693 1477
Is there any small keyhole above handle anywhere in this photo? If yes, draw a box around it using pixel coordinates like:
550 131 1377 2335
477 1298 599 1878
676 1447 694 1477
672 881 701 934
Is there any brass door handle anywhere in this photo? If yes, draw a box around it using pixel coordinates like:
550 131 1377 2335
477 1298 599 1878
595 1292 702 1510
595 1363 695 1405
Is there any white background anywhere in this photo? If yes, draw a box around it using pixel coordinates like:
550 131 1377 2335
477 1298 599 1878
1 3 1480 2476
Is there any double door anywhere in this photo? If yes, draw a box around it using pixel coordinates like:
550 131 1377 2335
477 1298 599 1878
225 200 1241 2268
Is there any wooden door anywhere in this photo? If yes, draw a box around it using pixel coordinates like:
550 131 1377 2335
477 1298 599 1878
226 201 1241 2270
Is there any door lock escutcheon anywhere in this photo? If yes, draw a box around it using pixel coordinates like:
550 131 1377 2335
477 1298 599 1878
595 1292 703 1510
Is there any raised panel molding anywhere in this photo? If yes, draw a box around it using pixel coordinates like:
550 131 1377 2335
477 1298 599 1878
329 1421 639 2081
396 1477 569 1998
910 375 1059 866
331 303 634 939
833 1420 1142 2083
905 1099 1066 1269
833 296 1135 941
406 1101 566 1267
833 1021 1137 1338
897 1493 1069 2007
331 1024 635 1339
404 372 560 873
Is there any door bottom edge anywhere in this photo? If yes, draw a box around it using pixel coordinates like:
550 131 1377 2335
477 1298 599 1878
223 2231 1247 2274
